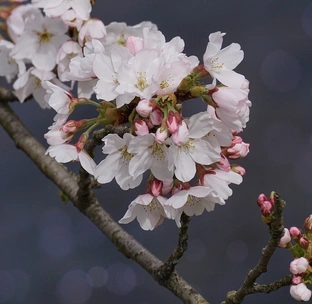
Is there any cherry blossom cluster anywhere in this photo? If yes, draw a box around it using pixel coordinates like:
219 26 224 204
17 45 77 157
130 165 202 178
259 194 312 301
0 1 251 230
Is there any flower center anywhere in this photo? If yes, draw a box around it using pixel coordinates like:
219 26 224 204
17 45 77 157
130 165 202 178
38 30 53 44
135 72 148 92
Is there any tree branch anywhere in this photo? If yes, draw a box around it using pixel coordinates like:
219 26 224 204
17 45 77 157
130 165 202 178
0 101 209 304
222 193 286 304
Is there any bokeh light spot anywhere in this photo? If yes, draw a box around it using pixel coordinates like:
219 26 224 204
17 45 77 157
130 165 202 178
57 270 92 304
104 263 137 295
260 50 301 92
87 266 108 288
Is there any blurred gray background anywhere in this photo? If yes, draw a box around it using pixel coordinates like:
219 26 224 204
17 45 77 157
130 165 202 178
1 0 312 303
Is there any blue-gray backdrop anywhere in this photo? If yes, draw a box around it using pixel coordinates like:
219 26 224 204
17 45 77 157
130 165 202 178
1 0 312 303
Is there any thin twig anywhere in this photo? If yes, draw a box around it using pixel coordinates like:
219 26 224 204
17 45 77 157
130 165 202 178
251 275 292 294
0 101 209 304
222 193 286 304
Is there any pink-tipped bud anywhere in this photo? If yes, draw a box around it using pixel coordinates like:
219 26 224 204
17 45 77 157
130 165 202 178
290 257 309 274
260 200 273 216
155 128 169 144
257 194 268 207
134 119 149 136
172 121 189 146
151 179 163 197
231 164 246 176
217 154 231 172
126 36 144 55
227 142 250 160
166 111 181 134
136 98 153 117
150 108 163 126
161 179 173 196
62 119 85 133
290 283 312 302
299 237 310 249
279 228 291 248
292 275 302 285
76 133 88 152
304 214 312 233
290 227 303 240
232 136 243 144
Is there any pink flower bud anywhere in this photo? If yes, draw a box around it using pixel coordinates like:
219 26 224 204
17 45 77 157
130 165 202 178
232 136 243 144
126 36 144 55
216 154 230 172
76 133 88 152
279 228 291 248
161 179 173 195
290 227 303 240
155 128 168 144
290 257 309 274
257 194 268 207
227 142 250 160
290 283 312 302
134 119 149 136
299 237 310 249
172 121 189 146
136 98 153 117
260 200 273 216
292 275 302 285
151 179 163 197
150 108 163 126
304 214 312 233
231 164 246 176
166 111 181 134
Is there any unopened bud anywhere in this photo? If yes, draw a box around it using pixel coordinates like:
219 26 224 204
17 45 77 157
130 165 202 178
151 179 163 197
134 119 149 136
279 228 291 248
290 227 303 240
136 98 153 117
299 237 310 249
155 128 168 144
257 194 268 207
231 164 246 176
304 215 312 233
150 108 163 126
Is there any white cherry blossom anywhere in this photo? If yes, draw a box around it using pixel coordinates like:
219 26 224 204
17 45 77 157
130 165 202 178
203 31 245 88
10 12 69 71
46 144 96 175
0 40 25 83
95 133 143 190
32 0 91 21
168 112 221 182
128 134 173 182
13 68 55 106
165 186 224 227
119 194 171 231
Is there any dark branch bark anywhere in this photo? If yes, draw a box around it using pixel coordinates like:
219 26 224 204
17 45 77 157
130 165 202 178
0 101 209 304
222 193 286 304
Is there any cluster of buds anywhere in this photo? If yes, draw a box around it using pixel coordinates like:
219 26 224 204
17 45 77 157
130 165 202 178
279 215 312 301
0 1 251 230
